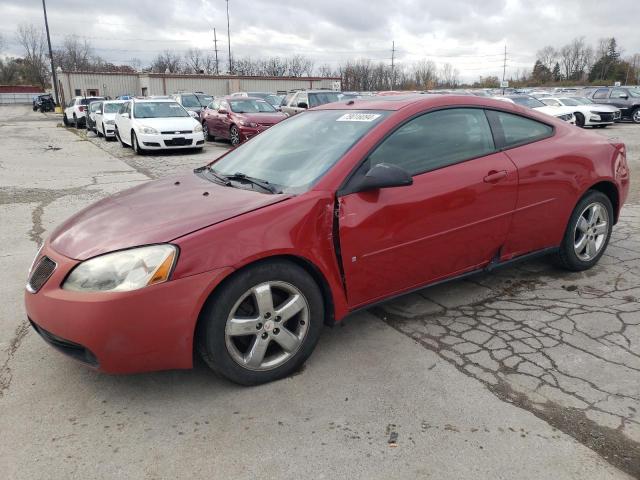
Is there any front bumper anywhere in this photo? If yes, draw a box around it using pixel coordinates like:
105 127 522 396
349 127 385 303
24 244 230 374
104 124 116 137
238 125 271 142
138 131 205 149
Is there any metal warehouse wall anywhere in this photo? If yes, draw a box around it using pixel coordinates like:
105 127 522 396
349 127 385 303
57 71 340 99
57 72 139 103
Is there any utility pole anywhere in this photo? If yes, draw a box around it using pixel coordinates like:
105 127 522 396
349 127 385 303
41 0 59 107
390 40 395 89
502 44 507 95
213 27 220 75
226 0 232 74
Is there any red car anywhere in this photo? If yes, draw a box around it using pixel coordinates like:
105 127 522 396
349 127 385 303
25 95 630 385
200 96 287 146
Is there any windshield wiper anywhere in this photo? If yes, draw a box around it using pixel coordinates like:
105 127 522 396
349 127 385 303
225 172 281 194
194 166 231 186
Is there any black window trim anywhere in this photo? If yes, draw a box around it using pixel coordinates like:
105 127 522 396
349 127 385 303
338 105 554 197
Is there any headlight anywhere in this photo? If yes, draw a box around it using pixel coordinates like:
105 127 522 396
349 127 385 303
105 120 115 125
137 125 159 135
193 124 203 132
63 245 177 292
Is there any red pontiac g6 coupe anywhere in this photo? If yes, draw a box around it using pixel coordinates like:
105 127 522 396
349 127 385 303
25 95 630 385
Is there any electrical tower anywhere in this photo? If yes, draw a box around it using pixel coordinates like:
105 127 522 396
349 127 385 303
213 28 220 75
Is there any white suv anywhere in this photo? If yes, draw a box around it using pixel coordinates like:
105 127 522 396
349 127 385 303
114 98 205 154
63 96 104 128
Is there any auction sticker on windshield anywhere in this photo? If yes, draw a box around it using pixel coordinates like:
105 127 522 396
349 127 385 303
336 113 382 122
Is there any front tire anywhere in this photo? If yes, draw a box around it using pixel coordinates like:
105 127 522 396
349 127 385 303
575 112 585 128
198 260 324 385
230 125 241 146
131 131 144 155
556 190 613 271
63 114 69 127
631 108 640 124
203 121 214 141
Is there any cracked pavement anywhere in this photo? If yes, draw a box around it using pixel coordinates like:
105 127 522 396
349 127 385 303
0 105 638 479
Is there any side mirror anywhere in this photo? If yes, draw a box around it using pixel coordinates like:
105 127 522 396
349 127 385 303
352 163 413 193
618 94 628 99
96 110 102 115
297 102 308 109
188 110 199 118
121 112 130 118
218 108 228 114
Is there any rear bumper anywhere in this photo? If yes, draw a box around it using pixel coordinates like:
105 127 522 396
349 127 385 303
24 244 231 374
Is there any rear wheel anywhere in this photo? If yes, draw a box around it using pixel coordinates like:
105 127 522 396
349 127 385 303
203 121 214 141
198 260 324 385
73 114 79 128
230 125 241 146
557 190 613 271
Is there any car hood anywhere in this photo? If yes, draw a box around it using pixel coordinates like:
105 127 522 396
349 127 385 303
49 173 290 260
533 105 575 117
103 113 117 121
235 112 287 124
584 104 620 113
133 116 199 131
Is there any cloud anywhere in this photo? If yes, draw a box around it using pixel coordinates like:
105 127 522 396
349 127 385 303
1 0 639 82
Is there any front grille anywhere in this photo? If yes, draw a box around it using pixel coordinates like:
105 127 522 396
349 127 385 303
164 138 192 147
598 112 614 122
29 319 99 367
27 256 56 293
161 130 192 134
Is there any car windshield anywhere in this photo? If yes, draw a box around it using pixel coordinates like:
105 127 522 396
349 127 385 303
229 99 276 113
558 98 580 106
134 102 189 118
104 103 123 113
81 97 102 105
263 94 281 106
210 110 388 193
195 94 213 105
181 95 201 108
510 96 545 108
308 92 342 107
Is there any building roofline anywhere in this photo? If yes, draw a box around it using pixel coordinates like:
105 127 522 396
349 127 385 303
58 71 340 81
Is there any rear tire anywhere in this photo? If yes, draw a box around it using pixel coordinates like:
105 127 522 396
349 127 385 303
197 260 324 385
73 114 79 128
556 190 613 272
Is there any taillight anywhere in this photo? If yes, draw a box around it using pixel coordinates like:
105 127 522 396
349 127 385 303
79 106 86 112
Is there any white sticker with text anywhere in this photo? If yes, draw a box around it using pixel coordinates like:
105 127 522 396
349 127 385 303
336 113 381 122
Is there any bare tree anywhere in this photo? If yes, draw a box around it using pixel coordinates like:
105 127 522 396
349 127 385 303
287 55 314 77
559 37 593 81
15 24 49 88
536 46 558 71
439 63 459 88
413 59 438 89
185 48 206 73
150 50 183 73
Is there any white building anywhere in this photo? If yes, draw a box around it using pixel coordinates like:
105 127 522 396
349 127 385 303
55 70 341 104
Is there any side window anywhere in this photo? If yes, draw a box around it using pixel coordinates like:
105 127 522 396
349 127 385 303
297 93 308 107
593 88 610 99
283 93 295 106
488 110 553 148
91 102 101 112
611 88 627 98
368 108 495 176
542 99 561 106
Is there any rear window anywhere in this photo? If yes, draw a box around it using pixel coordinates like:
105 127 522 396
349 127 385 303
181 95 201 107
488 111 553 148
309 92 342 107
593 89 609 99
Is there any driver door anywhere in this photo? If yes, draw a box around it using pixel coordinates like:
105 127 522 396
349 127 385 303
337 108 518 308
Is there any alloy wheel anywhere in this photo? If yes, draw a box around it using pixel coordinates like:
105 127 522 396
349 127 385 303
224 281 309 371
202 122 209 139
573 202 609 261
230 126 240 146
633 109 640 124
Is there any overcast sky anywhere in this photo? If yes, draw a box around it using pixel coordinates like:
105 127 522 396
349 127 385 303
1 0 639 81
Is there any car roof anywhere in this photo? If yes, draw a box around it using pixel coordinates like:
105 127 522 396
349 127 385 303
314 93 519 112
133 97 177 103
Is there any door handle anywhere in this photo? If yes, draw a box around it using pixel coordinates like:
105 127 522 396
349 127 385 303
483 170 508 183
